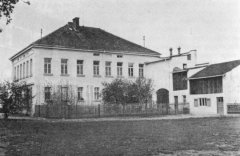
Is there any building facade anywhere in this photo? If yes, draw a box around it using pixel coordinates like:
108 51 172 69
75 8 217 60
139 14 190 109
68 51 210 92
10 17 160 115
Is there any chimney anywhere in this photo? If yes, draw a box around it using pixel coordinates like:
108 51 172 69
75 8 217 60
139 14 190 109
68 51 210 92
169 48 173 57
178 46 181 55
72 17 79 28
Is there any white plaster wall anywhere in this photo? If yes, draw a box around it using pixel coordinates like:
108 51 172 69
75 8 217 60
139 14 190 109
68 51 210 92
32 48 159 106
223 66 240 114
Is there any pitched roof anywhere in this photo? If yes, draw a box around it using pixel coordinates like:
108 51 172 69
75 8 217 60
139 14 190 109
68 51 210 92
190 60 240 79
35 22 160 55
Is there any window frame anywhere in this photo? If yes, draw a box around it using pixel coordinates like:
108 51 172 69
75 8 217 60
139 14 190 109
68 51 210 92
77 87 84 101
105 61 112 77
93 61 100 76
117 62 123 77
77 60 84 75
139 64 144 77
94 87 100 100
44 58 52 74
61 59 68 75
44 87 51 102
128 63 134 77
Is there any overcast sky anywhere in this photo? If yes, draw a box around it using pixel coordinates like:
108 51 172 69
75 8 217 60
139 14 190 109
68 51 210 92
0 0 240 80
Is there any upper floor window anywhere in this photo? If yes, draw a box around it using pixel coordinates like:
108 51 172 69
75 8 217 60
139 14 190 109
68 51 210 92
117 54 123 58
94 87 100 100
26 61 29 77
117 62 123 77
183 63 187 69
44 58 52 74
44 87 51 102
17 65 19 80
128 63 134 77
14 67 16 80
77 60 84 75
77 87 84 101
105 61 111 76
30 59 32 77
187 54 191 60
61 59 68 75
93 61 100 76
173 71 188 91
93 53 100 56
139 64 144 77
20 64 22 79
23 62 25 78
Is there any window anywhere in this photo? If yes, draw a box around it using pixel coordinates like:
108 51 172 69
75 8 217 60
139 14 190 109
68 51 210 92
183 63 187 69
26 61 29 77
44 87 51 101
173 71 188 91
128 63 134 77
44 58 52 74
17 65 19 80
139 64 144 77
77 60 84 75
117 54 123 58
183 95 186 103
30 59 32 76
20 64 22 79
94 87 100 100
194 98 211 107
61 59 68 75
117 62 123 77
23 62 25 78
61 87 68 101
77 87 84 101
93 61 100 76
14 67 16 80
93 53 100 56
187 54 191 60
105 61 111 76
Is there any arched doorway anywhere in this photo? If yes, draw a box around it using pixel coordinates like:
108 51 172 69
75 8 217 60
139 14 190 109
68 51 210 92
156 88 169 114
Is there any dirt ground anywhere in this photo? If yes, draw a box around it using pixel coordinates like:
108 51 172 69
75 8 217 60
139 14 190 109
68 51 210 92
0 116 240 156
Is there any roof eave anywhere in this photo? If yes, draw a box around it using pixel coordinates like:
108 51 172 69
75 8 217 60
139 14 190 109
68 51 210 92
189 74 224 80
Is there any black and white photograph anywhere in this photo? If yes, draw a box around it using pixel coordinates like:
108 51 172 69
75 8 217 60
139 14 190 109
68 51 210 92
0 0 240 155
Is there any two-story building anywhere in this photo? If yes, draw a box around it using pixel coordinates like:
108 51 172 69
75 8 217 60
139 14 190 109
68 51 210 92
9 17 161 115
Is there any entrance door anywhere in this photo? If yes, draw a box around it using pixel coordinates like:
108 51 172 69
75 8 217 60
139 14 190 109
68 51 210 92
174 96 178 114
217 97 224 115
156 89 169 114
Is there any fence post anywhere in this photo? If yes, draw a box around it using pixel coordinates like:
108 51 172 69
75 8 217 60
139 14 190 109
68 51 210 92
98 104 101 118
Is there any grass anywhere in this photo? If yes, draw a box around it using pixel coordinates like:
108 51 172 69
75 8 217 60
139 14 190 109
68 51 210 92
0 117 240 156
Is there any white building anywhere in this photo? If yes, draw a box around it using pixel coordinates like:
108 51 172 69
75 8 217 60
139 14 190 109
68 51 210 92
9 17 161 115
189 60 240 115
145 47 207 113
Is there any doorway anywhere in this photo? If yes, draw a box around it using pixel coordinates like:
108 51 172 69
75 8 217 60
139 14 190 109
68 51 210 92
174 96 178 114
217 97 224 115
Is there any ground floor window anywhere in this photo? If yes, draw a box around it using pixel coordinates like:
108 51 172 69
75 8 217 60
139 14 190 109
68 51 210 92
94 87 100 100
78 87 84 101
194 98 211 107
61 87 68 101
44 87 51 101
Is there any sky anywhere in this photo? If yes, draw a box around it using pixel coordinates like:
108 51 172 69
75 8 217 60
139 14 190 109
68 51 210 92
0 0 240 80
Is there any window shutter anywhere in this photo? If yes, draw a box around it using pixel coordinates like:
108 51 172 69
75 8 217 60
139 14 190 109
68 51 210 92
207 98 211 107
194 99 198 107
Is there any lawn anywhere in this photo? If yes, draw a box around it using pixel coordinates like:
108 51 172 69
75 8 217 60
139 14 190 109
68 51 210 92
0 117 240 156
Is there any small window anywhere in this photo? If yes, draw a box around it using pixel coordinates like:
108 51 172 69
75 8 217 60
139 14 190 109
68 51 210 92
183 64 187 69
117 55 123 58
199 98 208 106
93 53 100 56
183 95 186 103
187 54 191 60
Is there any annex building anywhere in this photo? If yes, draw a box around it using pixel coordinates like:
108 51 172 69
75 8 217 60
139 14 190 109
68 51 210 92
10 17 240 116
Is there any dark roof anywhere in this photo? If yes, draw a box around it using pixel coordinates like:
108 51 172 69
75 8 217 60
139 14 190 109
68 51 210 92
190 60 240 79
33 22 160 56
